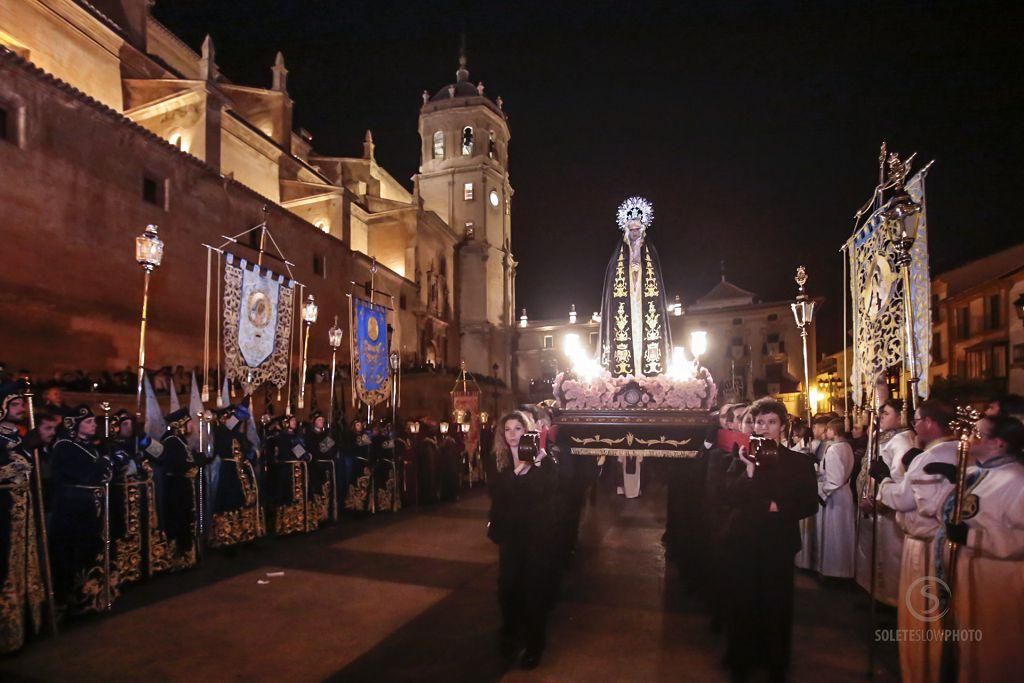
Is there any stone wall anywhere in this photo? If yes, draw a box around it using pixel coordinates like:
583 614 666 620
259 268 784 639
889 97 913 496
0 53 433 422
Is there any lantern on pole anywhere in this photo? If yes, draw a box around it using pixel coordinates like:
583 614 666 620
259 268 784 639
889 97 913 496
791 266 815 420
327 315 343 428
297 294 318 410
134 224 164 417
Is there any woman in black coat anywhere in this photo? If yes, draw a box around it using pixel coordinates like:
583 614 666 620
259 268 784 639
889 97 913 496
487 410 559 670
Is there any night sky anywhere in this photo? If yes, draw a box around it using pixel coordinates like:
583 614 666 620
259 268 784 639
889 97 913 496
154 0 1024 353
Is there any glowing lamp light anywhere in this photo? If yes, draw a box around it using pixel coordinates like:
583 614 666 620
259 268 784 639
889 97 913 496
479 411 490 425
460 422 471 433
439 421 450 435
407 420 421 434
690 330 708 359
667 346 696 381
135 224 164 271
328 317 343 349
569 304 577 324
810 388 824 413
563 333 582 357
453 409 467 425
519 308 528 328
303 294 319 324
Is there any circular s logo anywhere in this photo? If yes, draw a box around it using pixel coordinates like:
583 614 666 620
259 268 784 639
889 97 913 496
906 576 950 623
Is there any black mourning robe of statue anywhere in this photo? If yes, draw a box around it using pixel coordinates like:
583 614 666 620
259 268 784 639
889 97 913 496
269 429 310 535
49 436 116 614
596 239 672 377
209 425 264 547
150 433 203 573
0 425 45 653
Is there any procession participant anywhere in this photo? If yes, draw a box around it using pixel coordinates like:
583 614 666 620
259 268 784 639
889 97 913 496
343 419 373 513
871 399 957 683
208 405 263 548
149 408 203 573
49 404 117 615
41 387 69 417
0 383 45 653
106 410 149 585
269 415 311 534
719 397 819 682
855 399 915 604
815 418 856 579
488 411 559 669
304 411 338 527
933 415 1024 683
701 409 738 630
796 414 832 571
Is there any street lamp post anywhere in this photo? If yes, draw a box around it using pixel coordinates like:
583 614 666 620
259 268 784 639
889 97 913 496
134 224 164 417
328 316 343 428
791 266 815 422
298 294 318 411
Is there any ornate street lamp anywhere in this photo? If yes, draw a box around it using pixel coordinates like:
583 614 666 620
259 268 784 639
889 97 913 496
297 293 318 410
791 266 815 420
327 315 343 428
134 224 164 417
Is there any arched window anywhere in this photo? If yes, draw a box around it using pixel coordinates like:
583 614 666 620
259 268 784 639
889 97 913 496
487 130 496 159
461 126 474 155
432 131 444 159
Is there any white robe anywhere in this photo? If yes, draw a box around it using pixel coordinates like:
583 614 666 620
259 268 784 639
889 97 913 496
949 459 1024 683
855 429 915 604
878 438 957 683
619 456 642 498
796 438 824 570
816 440 856 577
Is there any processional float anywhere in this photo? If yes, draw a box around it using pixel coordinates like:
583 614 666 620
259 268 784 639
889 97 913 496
843 144 935 678
552 197 717 466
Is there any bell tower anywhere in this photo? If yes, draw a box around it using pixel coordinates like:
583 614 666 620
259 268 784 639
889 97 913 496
414 55 515 383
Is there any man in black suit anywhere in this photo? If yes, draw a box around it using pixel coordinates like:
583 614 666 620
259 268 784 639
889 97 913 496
720 397 819 683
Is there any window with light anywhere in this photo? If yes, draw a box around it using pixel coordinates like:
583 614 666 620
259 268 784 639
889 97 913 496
433 131 444 159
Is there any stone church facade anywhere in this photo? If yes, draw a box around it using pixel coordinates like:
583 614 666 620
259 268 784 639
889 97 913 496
0 0 516 411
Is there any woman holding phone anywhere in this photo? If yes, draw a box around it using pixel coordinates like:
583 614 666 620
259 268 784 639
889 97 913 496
487 410 560 669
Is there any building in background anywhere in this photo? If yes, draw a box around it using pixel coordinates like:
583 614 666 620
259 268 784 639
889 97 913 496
930 241 1024 398
0 0 515 413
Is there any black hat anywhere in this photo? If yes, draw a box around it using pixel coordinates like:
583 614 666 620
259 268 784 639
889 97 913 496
62 404 95 435
310 410 324 421
113 409 134 425
165 407 191 423
0 381 25 421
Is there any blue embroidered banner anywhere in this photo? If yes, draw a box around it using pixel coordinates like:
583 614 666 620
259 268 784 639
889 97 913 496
353 297 391 406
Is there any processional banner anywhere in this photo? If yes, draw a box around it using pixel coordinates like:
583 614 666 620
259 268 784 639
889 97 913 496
352 297 391 407
223 253 295 394
848 170 931 406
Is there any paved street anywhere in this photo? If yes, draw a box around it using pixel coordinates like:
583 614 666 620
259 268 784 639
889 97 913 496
1 480 899 682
